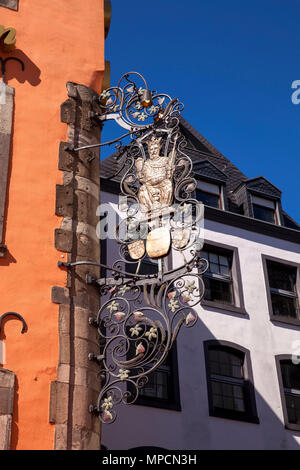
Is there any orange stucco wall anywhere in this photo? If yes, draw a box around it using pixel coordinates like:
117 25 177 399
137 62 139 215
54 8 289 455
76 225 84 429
0 1 105 449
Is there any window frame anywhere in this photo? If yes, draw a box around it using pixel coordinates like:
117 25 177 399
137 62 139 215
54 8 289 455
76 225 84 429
195 180 225 210
200 241 246 316
250 193 281 225
204 340 259 424
275 355 300 432
252 203 275 224
262 254 300 327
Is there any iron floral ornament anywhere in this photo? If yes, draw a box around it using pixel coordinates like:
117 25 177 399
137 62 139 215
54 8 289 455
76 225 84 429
60 72 208 423
88 264 207 424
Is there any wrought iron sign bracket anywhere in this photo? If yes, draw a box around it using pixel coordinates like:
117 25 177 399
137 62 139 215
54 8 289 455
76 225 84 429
58 72 209 424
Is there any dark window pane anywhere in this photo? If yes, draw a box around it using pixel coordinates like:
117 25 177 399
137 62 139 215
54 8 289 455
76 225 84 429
253 204 275 223
212 392 223 409
139 260 158 276
210 360 221 375
267 261 296 292
201 248 233 305
285 393 300 424
139 366 170 400
209 253 219 264
209 349 243 379
212 381 222 394
126 256 158 276
204 277 232 304
202 250 232 278
211 381 245 413
219 255 229 267
210 263 220 274
223 396 234 410
208 347 250 417
233 385 244 399
196 189 219 208
281 362 300 390
271 293 298 318
220 265 230 276
234 398 246 412
280 361 300 425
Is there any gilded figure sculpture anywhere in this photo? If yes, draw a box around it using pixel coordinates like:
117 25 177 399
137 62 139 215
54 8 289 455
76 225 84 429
135 136 176 212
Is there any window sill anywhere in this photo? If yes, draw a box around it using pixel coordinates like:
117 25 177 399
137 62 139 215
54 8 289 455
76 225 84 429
210 410 260 424
270 315 300 328
134 397 181 411
284 423 300 432
201 300 247 316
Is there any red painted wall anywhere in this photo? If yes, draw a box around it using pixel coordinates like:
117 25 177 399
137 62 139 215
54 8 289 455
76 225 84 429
0 0 104 449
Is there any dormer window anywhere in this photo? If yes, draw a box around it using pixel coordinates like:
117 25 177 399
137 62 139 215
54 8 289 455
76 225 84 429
251 195 279 224
192 159 227 210
252 195 275 223
196 181 223 209
232 176 283 225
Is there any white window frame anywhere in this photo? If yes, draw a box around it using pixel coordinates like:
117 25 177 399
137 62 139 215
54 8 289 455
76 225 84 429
251 194 281 225
196 181 225 210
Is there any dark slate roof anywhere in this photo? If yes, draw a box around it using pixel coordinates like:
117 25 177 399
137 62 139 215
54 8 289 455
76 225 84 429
100 116 300 230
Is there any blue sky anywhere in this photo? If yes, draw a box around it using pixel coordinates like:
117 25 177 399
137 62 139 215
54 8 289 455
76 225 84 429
101 0 300 223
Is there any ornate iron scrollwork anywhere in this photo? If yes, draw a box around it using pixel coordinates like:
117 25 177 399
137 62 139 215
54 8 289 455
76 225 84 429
88 257 207 423
61 72 208 423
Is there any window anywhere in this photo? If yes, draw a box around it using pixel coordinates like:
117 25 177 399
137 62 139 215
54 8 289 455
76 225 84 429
263 256 300 326
201 248 233 305
139 362 170 400
276 356 300 431
253 204 274 223
128 340 181 411
204 341 259 423
200 242 246 315
196 181 221 209
137 345 181 410
251 195 277 224
267 261 298 318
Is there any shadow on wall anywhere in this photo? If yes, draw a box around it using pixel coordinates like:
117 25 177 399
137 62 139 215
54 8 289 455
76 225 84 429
102 316 300 450
0 49 41 86
0 98 15 266
0 49 41 265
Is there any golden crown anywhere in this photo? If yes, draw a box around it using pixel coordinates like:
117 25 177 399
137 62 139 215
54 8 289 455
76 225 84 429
146 135 162 146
